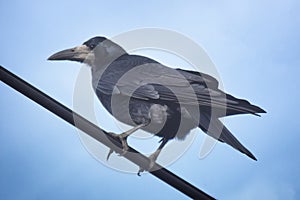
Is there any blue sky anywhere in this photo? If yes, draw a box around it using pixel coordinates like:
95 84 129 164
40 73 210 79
1 0 300 199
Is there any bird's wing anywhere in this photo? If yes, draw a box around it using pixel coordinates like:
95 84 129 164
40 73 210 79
96 55 265 115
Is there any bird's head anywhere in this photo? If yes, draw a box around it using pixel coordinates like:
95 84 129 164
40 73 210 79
48 36 126 67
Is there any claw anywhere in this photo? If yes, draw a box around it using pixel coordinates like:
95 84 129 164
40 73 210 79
137 167 144 176
106 148 114 161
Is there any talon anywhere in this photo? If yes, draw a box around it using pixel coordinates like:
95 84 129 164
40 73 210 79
137 167 145 176
106 148 114 161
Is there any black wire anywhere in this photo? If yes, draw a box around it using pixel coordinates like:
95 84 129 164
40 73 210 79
0 65 215 200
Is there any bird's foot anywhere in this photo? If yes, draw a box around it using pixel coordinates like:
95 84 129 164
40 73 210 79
106 124 147 161
137 153 158 176
106 132 129 161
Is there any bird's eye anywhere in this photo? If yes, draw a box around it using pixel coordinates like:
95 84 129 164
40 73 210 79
89 44 96 49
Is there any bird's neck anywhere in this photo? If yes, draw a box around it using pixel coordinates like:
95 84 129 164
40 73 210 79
90 47 127 91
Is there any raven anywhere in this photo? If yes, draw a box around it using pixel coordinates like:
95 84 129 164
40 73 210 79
48 36 265 172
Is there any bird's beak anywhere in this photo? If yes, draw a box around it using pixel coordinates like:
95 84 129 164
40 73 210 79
48 45 91 62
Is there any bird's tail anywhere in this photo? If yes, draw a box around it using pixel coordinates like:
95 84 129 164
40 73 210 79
224 94 266 117
198 114 257 160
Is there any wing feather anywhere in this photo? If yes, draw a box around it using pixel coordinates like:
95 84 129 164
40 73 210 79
95 55 265 116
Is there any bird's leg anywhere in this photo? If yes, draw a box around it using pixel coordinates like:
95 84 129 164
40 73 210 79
138 138 169 176
106 123 146 160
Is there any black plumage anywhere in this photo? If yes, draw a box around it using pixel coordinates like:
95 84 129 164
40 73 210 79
49 36 266 165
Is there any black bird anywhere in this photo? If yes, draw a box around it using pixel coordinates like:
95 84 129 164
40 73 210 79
48 36 266 172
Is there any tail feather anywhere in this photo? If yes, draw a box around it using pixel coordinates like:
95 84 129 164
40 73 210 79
217 121 257 160
199 114 257 160
225 94 266 117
